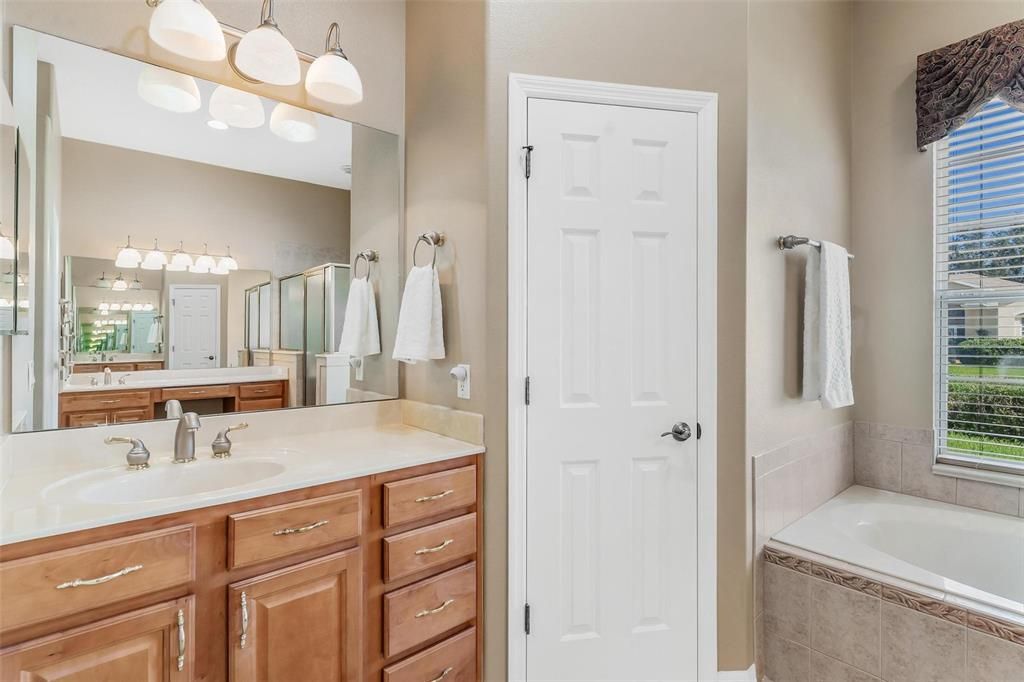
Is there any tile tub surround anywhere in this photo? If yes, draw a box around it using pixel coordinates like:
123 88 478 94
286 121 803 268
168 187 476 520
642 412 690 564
854 421 1024 517
760 547 1024 682
753 423 854 676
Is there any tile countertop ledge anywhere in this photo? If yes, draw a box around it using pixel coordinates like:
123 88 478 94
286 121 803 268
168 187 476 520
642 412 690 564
0 402 484 546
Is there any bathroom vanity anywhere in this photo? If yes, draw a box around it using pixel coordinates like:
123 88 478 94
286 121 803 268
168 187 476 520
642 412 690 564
0 413 483 681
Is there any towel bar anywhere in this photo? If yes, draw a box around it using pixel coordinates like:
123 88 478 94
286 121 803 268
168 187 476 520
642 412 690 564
777 235 854 259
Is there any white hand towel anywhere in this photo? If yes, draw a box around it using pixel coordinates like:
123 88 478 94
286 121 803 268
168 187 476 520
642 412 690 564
393 265 444 364
338 277 381 360
803 242 854 409
147 318 161 345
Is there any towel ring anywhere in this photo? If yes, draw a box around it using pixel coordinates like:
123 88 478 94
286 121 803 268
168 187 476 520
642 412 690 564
353 249 379 280
412 231 445 268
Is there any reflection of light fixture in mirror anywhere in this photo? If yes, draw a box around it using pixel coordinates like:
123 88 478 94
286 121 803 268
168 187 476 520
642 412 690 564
147 0 226 62
191 243 215 273
141 240 168 270
99 309 110 316
110 303 122 311
129 274 143 290
167 241 193 271
270 103 317 143
112 273 129 292
218 246 239 271
132 303 145 311
207 119 229 130
233 0 300 86
0 231 13 260
137 64 201 113
98 302 110 311
17 300 28 310
209 85 265 128
305 22 363 105
143 303 155 312
94 272 114 289
115 236 142 269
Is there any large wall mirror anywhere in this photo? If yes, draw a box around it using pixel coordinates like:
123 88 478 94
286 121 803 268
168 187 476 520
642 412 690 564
10 27 401 432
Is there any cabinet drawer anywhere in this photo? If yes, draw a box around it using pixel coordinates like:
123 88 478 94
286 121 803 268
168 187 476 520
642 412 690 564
383 627 476 682
162 384 234 400
113 407 151 423
237 397 284 412
384 513 476 582
134 361 164 370
384 466 476 528
383 562 476 658
61 390 151 412
238 382 282 399
0 525 195 634
67 411 110 427
104 363 136 372
228 491 362 569
71 364 103 373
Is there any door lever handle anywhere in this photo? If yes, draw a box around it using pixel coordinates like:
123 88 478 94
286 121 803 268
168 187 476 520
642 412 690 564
661 422 692 442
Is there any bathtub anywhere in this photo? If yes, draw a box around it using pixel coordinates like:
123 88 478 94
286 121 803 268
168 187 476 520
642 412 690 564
770 485 1024 625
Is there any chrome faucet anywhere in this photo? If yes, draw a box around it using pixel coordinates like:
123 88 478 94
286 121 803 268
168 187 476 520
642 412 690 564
173 412 201 463
105 436 151 470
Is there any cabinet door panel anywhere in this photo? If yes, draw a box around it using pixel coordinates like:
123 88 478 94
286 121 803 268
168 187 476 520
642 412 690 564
228 549 362 682
0 596 194 681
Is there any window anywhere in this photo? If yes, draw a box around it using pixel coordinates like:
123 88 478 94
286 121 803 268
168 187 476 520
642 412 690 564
936 100 1024 475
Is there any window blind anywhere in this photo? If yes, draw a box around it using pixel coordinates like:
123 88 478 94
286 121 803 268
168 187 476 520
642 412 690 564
936 100 1024 474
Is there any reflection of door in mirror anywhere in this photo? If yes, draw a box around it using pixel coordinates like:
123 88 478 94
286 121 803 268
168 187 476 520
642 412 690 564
169 285 220 369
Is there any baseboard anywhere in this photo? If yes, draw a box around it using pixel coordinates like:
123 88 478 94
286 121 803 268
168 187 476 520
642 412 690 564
718 664 756 681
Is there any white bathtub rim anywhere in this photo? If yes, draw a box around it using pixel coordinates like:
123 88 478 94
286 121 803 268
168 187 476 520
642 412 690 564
766 539 1024 627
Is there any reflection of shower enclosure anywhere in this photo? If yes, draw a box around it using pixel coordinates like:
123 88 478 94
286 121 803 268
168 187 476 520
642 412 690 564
243 281 271 365
279 263 351 406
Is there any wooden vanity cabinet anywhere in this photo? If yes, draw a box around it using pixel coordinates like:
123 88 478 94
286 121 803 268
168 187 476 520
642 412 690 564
0 454 483 682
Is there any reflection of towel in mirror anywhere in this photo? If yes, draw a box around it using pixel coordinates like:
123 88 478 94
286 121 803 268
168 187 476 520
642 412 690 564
393 265 444 364
147 318 161 345
338 277 381 360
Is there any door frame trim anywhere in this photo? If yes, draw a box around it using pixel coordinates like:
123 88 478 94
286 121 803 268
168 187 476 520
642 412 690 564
167 283 221 370
506 73 719 681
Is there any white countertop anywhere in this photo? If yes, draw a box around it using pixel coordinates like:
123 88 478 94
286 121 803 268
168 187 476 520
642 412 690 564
61 366 289 393
0 402 483 545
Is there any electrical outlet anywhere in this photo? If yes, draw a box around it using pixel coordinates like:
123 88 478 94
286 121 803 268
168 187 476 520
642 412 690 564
450 364 471 400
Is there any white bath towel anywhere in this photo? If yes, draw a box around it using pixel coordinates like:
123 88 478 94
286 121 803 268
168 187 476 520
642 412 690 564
802 241 854 409
393 265 444 364
147 318 162 345
338 277 381 360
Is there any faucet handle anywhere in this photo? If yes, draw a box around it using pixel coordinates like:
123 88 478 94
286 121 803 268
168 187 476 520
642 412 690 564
212 423 248 458
118 374 130 385
182 412 201 430
105 436 151 470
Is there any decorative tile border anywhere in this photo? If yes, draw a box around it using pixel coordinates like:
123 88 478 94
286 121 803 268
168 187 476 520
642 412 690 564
763 547 1024 648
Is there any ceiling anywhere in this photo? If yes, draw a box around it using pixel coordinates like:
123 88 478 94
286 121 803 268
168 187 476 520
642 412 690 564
36 33 353 190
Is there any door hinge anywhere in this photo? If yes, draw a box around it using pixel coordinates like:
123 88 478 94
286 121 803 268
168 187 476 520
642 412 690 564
697 422 702 439
524 376 531 405
523 145 534 179
524 603 531 635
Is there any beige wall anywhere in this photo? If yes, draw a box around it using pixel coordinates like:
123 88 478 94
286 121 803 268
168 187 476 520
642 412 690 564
850 0 1024 428
60 139 350 275
747 1 852 453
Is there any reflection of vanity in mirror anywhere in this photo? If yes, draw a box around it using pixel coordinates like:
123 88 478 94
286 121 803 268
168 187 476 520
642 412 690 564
13 27 400 431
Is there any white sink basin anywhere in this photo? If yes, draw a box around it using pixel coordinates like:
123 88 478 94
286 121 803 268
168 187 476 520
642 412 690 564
44 458 287 505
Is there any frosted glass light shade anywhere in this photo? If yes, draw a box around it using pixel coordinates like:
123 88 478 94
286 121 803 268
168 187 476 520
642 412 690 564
0 234 13 260
270 103 317 143
210 262 230 275
209 85 265 128
148 0 226 62
191 253 215 273
305 53 362 105
234 25 300 86
141 247 168 270
218 254 238 271
110 303 122 311
137 65 201 113
167 250 193 272
115 244 142 269
112 275 129 292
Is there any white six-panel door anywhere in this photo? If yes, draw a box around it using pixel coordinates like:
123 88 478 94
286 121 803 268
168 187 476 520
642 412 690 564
525 98 700 681
169 284 220 369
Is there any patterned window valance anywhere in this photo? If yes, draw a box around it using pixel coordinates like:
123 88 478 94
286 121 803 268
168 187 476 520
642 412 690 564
916 19 1024 149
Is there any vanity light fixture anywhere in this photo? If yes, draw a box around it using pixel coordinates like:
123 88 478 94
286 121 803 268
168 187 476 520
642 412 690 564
191 243 216 273
167 241 194 272
218 246 239 271
132 303 145 311
137 64 201 113
112 273 129 292
146 0 227 62
115 236 143 269
269 102 317 143
129 274 144 291
210 262 230 275
110 303 122 311
140 240 169 270
209 85 265 128
94 272 114 289
99 309 110 316
98 303 110 311
0 232 13 260
233 0 300 86
143 303 155 312
305 22 363 105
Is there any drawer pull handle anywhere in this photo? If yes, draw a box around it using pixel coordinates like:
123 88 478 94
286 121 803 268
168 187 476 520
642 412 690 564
55 563 143 589
273 519 329 536
430 667 454 682
415 489 454 503
99 399 120 405
240 592 249 649
416 598 455 618
415 538 454 555
176 608 186 671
